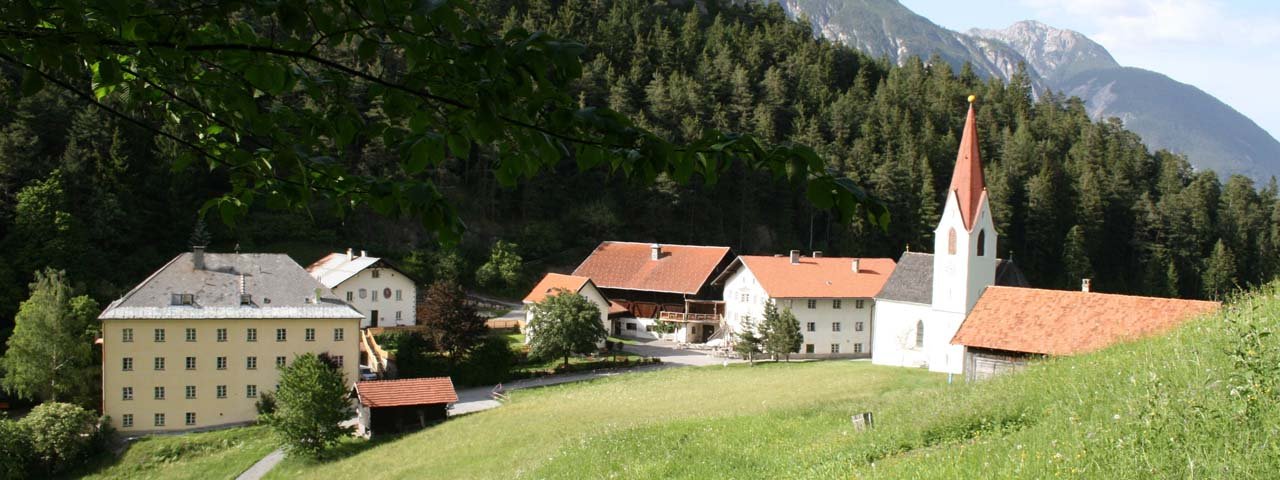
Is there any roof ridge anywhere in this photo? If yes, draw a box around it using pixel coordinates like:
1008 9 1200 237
597 240 731 250
985 285 1220 304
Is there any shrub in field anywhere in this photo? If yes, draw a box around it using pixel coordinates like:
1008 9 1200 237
18 402 101 474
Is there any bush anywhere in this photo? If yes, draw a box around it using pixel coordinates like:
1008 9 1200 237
455 336 517 386
0 416 32 480
18 402 100 475
267 353 353 457
393 333 450 378
256 391 277 417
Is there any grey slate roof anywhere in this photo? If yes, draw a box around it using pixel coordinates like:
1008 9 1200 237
875 252 1029 304
99 252 363 320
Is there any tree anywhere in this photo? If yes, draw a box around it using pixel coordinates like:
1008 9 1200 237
475 240 524 293
527 292 607 368
0 416 32 479
733 316 762 366
1062 225 1093 289
267 353 354 457
1202 240 1238 299
18 402 101 475
759 303 802 362
420 281 488 364
1 269 99 405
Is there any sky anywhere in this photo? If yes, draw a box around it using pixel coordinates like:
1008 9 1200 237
900 0 1280 142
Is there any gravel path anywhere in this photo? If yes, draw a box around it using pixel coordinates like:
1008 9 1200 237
235 448 285 480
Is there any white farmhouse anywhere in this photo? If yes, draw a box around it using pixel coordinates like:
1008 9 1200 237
307 249 417 328
714 252 895 358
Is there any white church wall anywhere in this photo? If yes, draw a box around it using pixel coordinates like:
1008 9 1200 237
870 300 932 368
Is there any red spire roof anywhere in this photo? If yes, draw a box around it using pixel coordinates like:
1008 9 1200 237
949 100 986 231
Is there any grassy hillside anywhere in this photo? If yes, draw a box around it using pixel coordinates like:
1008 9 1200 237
76 425 277 480
258 284 1280 479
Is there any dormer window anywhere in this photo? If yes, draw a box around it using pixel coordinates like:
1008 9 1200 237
240 294 253 305
170 293 195 306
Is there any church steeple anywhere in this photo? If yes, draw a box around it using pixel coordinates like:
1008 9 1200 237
949 96 986 231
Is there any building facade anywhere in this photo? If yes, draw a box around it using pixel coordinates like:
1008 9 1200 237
100 250 362 433
307 249 417 328
522 273 612 342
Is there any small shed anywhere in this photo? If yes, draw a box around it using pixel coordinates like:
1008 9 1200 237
355 377 458 437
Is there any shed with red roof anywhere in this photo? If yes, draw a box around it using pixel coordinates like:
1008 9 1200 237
355 377 458 436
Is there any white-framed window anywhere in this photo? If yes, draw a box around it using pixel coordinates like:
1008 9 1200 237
855 322 864 332
346 291 354 302
185 385 196 399
395 311 402 321
276 328 287 342
305 328 316 342
372 291 379 303
832 322 842 332
154 357 165 371
372 269 381 279
217 328 227 342
216 356 227 370
246 385 258 398
831 344 841 354
856 299 866 309
216 385 227 399
334 328 345 341
154 386 165 400
246 356 257 370
740 293 750 303
171 293 195 305
833 299 842 309
154 328 166 342
806 299 817 309
395 289 403 301
185 328 196 342
246 328 257 342
122 357 133 371
122 387 133 400
185 412 196 426
185 357 196 370
154 413 165 427
332 356 344 367
805 344 815 354
626 323 637 331
645 325 655 332
276 356 286 367
121 414 133 428
854 343 864 353
806 322 815 332
122 328 133 343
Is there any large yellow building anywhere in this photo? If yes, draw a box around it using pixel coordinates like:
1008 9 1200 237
99 248 363 432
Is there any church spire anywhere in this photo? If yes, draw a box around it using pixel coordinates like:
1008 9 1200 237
949 95 986 231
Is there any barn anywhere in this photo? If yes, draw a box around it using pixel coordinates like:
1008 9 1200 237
355 377 458 437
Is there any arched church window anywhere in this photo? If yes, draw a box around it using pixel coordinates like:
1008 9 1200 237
947 228 957 255
977 229 986 256
915 320 924 348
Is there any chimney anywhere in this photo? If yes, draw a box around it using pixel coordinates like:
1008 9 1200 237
360 250 367 258
1082 278 1091 293
812 251 823 258
789 250 800 265
651 243 661 261
346 248 353 261
851 259 861 273
192 246 205 270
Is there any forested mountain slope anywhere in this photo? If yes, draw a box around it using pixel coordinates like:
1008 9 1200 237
0 0 1275 346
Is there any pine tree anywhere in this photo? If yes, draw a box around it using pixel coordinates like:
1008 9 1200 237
733 316 762 366
760 302 802 362
267 353 354 457
1062 225 1093 289
1202 239 1238 299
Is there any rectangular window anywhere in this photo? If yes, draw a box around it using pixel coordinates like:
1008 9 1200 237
832 322 842 332
275 356 286 367
154 386 165 400
346 291 354 302
334 328 345 342
395 311 402 321
216 356 227 370
122 357 133 371
171 293 195 305
371 269 381 279
276 328 286 342
805 344 815 354
216 385 227 399
395 289 402 301
372 291 378 303
246 385 258 398
122 414 133 428
246 328 257 342
740 293 749 303
154 413 165 427
185 357 196 370
122 387 133 400
332 356 344 367
855 322 865 332
645 325 655 332
154 357 165 371
246 356 258 370
626 323 637 331
154 328 166 342
856 299 866 309
185 412 196 426
806 322 815 332
833 299 842 309
831 344 841 354
854 343 864 353
185 385 196 399
305 328 315 342
122 328 133 343
806 299 817 309
216 328 227 342
185 328 196 342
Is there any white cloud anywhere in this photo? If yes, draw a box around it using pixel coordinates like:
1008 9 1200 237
1022 0 1280 47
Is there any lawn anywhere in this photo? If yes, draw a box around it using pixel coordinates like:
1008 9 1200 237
75 425 277 480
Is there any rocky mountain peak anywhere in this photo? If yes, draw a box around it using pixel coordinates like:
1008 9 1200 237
969 21 1118 85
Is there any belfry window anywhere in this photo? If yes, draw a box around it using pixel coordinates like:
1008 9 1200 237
977 229 986 256
947 228 957 255
915 320 925 348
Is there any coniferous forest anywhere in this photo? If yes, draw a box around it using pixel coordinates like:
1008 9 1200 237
0 0 1276 345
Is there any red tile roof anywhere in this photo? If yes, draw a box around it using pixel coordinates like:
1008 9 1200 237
952 286 1220 356
571 242 731 295
608 300 630 315
356 377 458 408
522 273 592 303
950 100 987 231
718 256 896 298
